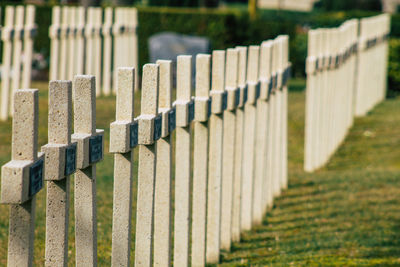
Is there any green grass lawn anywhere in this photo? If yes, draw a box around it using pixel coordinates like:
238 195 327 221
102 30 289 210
219 82 400 266
0 80 399 266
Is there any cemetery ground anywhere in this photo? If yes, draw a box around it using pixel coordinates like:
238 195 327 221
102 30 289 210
0 80 399 265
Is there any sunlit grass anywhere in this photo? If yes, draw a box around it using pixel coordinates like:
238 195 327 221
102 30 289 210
219 80 400 266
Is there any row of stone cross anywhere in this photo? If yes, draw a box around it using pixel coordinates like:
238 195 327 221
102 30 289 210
0 35 290 267
49 6 139 96
0 5 37 121
304 14 390 172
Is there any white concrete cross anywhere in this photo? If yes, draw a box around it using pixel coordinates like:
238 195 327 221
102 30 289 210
241 45 259 231
21 5 36 89
220 48 239 251
207 50 225 264
232 46 247 242
154 59 174 266
109 68 136 267
49 6 61 81
59 6 69 80
72 75 104 267
42 80 76 266
192 53 211 267
102 7 113 96
173 55 194 267
66 7 76 81
1 89 44 267
253 41 271 225
135 64 160 267
10 6 25 111
1 6 16 120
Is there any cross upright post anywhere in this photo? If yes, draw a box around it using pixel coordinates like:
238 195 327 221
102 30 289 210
254 41 272 224
207 50 226 264
135 64 160 267
49 6 61 81
220 48 239 251
22 5 36 89
154 60 175 266
241 46 259 231
42 81 76 267
72 75 104 267
232 46 247 241
192 54 211 267
109 68 136 267
173 55 194 267
1 6 15 120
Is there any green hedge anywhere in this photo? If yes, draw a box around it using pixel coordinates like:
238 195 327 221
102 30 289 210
1 4 398 92
389 38 400 95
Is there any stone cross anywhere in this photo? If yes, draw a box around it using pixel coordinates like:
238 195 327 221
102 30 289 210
72 75 104 267
75 7 85 77
232 46 247 241
281 36 290 190
59 6 69 80
21 5 36 89
109 68 136 267
93 8 102 95
267 39 278 203
1 6 15 120
173 55 194 267
1 89 44 267
220 48 239 251
135 64 160 267
49 6 61 81
304 29 319 173
130 8 139 91
102 7 113 96
192 53 211 267
207 50 225 264
84 7 102 95
154 60 174 266
241 45 259 231
41 80 76 267
66 7 76 81
113 8 126 93
260 40 274 215
253 41 271 225
270 38 282 199
11 6 25 108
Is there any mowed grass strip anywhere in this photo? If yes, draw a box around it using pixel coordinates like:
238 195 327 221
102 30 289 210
219 81 400 266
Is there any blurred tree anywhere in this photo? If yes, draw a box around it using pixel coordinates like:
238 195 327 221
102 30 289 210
319 0 382 11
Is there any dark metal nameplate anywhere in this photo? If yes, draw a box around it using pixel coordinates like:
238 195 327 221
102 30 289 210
222 91 228 110
207 98 212 118
130 121 138 148
154 114 162 141
168 108 176 133
188 101 195 123
268 79 273 96
65 143 77 176
243 85 248 104
89 135 103 164
29 158 44 197
255 83 261 99
235 88 240 107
